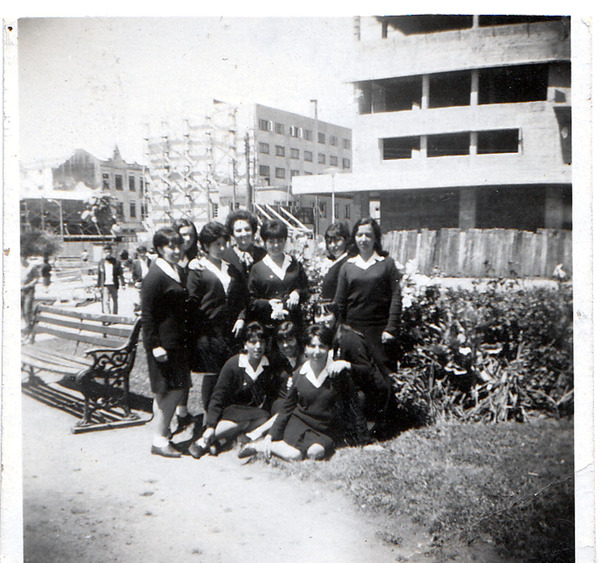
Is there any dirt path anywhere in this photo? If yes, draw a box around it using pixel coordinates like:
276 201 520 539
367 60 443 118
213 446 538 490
22 395 433 562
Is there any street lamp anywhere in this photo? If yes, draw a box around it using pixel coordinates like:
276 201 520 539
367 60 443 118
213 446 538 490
322 167 338 223
310 99 318 235
44 198 64 239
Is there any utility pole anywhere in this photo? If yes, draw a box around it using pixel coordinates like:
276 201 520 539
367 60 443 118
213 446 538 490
310 99 318 236
245 133 252 209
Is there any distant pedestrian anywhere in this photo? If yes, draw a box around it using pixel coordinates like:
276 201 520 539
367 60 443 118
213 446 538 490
21 255 39 330
97 244 125 315
40 256 52 287
132 246 152 288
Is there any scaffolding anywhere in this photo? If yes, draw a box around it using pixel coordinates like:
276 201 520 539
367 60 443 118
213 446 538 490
143 101 248 231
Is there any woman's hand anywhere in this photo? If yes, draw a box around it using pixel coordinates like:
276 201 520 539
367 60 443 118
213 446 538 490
286 290 300 309
269 299 288 320
327 360 351 376
264 435 272 460
232 319 245 338
152 346 168 362
381 331 395 343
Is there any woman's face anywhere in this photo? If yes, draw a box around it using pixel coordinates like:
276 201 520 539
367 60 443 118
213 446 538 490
305 336 330 365
232 220 254 251
157 242 182 265
265 237 286 260
355 224 376 257
314 311 336 330
277 336 298 358
245 336 266 362
206 237 227 261
326 236 346 260
179 226 195 252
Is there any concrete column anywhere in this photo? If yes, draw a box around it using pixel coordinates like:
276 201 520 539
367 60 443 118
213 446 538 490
355 192 370 218
544 186 565 229
420 135 427 158
472 15 479 28
422 75 430 110
459 187 477 229
470 131 477 157
470 69 479 106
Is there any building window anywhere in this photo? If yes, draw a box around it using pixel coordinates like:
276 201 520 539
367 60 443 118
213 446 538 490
116 202 124 219
115 174 123 190
477 129 520 154
289 125 300 138
275 145 285 157
304 150 313 162
102 173 110 190
318 132 326 144
382 136 421 160
342 158 351 169
329 155 338 166
230 201 241 210
329 135 338 146
343 138 351 150
275 122 285 134
304 129 312 141
129 176 136 191
259 165 270 177
141 202 148 219
275 167 286 179
291 170 300 177
140 177 145 193
318 200 327 216
290 148 300 159
129 202 137 218
428 132 470 157
259 142 270 154
429 71 472 108
335 203 339 219
318 153 326 164
478 63 549 105
345 204 351 219
259 119 269 131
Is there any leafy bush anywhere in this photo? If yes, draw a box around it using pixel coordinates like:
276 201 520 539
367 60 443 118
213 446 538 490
392 278 573 424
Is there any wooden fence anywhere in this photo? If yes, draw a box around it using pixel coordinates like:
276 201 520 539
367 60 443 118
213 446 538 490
382 228 572 278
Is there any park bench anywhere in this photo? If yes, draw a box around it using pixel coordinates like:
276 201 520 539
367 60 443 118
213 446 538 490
21 304 146 433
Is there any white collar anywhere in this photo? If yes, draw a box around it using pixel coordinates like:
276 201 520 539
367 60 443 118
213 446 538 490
262 254 292 281
299 356 335 388
239 353 270 381
330 252 348 266
156 257 181 283
348 252 384 270
199 256 231 292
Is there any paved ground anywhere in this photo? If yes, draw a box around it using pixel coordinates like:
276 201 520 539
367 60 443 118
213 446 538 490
21 394 436 563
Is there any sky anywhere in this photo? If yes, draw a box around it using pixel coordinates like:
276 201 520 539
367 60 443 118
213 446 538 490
17 17 358 165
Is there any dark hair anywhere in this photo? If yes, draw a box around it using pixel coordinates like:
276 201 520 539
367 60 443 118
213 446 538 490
199 221 229 253
325 221 350 243
120 249 129 260
348 217 388 257
136 246 148 253
260 219 288 242
103 244 113 251
225 209 259 236
153 227 184 254
172 218 199 260
275 321 299 342
243 321 266 343
312 301 337 320
303 324 334 349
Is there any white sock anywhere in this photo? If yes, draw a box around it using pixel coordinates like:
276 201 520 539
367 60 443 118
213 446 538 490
176 406 188 417
153 435 169 447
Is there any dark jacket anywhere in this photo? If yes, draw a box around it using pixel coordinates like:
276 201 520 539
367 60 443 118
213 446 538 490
131 256 152 284
97 257 123 289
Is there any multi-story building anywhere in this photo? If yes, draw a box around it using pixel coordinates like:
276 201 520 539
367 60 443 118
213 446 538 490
293 15 572 233
52 147 147 234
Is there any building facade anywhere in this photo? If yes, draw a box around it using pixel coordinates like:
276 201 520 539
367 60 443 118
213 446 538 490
293 15 572 233
52 147 147 234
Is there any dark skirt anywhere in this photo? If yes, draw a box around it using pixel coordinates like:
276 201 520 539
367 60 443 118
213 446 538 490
282 414 335 458
192 334 232 373
220 405 270 431
146 348 191 395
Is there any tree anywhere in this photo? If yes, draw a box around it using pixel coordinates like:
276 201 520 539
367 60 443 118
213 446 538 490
21 229 62 258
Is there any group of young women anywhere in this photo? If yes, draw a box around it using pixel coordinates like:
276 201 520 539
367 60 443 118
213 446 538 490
140 210 403 461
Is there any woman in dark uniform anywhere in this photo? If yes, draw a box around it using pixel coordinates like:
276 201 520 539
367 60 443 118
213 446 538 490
223 209 266 281
141 227 191 458
321 221 351 302
188 322 279 459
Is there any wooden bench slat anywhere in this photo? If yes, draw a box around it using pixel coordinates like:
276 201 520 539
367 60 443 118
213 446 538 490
22 346 90 369
37 304 135 326
21 355 83 376
32 326 123 349
35 313 133 338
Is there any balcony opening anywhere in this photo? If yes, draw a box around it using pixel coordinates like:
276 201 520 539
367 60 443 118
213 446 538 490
357 77 421 114
477 129 520 154
429 71 472 108
377 15 473 35
478 15 566 27
479 64 549 104
382 136 420 160
427 132 470 157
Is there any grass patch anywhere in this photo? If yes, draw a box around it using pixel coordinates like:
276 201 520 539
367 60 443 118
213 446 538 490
275 419 574 562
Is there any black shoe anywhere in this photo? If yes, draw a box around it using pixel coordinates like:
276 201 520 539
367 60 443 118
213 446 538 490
188 441 208 459
170 413 195 437
151 443 182 458
238 444 258 459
